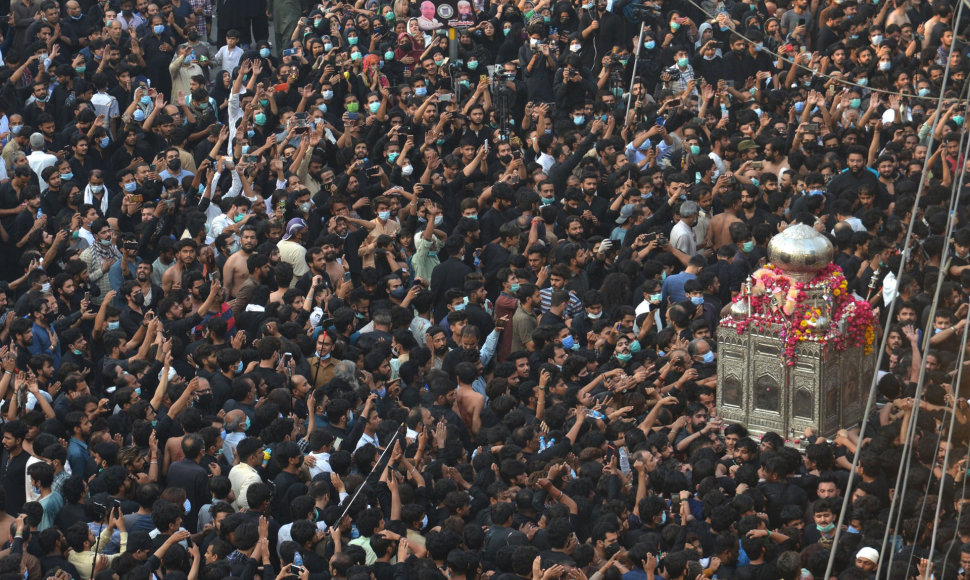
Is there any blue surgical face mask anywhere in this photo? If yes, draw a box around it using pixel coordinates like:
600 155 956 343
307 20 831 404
850 98 861 109
702 351 715 364
415 86 427 97
124 181 138 193
573 115 585 126
107 320 120 330
379 210 390 221
133 109 146 122
561 335 575 350
644 40 655 50
690 296 704 305
235 360 244 373
742 240 754 252
100 136 110 148
616 352 632 362
244 417 251 431
510 283 520 293
260 48 271 58
153 24 165 34
183 498 191 514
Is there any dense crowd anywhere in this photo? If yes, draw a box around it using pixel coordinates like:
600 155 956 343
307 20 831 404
0 0 969 579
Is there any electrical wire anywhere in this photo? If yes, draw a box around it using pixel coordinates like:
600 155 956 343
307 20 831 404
897 94 970 576
817 0 967 574
923 205 970 579
675 0 946 100
880 61 970 578
334 424 404 525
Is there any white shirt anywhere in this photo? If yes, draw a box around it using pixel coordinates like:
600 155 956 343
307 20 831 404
355 431 380 451
537 152 555 173
213 45 244 75
91 92 120 136
307 451 332 478
210 213 234 238
670 219 697 256
26 151 57 191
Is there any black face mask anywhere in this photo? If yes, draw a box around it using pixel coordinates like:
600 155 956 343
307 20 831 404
167 159 181 171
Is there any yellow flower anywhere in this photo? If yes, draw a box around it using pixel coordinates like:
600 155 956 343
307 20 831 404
833 289 841 296
800 320 808 328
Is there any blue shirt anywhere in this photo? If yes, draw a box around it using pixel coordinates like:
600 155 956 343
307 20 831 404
28 321 61 367
67 438 90 479
109 257 140 291
661 272 697 305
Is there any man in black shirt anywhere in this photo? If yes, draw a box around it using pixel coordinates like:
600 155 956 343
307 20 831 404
0 420 30 516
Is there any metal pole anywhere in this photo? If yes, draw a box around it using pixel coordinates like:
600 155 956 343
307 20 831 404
624 19 647 122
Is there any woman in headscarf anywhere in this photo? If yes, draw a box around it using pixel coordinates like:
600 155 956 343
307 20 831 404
394 31 424 71
473 19 502 64
763 17 784 52
360 54 391 92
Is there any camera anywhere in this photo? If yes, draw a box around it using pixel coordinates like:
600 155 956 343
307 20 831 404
662 65 682 81
626 2 661 22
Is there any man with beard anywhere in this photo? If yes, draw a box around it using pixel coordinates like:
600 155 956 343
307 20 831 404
875 154 900 197
762 139 789 176
295 244 336 294
427 327 450 369
827 146 881 199
234 253 272 313
162 240 201 293
224 226 258 298
0 421 29 515
10 318 35 370
134 262 162 312
739 186 772 229
674 401 720 453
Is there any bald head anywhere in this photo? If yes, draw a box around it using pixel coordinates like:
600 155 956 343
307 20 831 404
226 410 247 432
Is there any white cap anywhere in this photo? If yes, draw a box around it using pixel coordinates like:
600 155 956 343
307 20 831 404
856 547 879 564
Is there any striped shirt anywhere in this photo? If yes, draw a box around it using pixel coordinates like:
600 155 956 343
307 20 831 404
538 287 584 319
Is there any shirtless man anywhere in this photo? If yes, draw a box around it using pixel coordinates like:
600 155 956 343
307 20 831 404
705 190 743 250
321 237 347 289
453 361 484 438
223 225 258 298
762 140 790 176
162 240 200 293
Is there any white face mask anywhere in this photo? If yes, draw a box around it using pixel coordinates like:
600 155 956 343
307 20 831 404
401 165 414 176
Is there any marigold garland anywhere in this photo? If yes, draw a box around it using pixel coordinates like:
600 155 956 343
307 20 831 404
721 263 876 365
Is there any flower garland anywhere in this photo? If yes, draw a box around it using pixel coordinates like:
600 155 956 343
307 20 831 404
721 263 876 364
